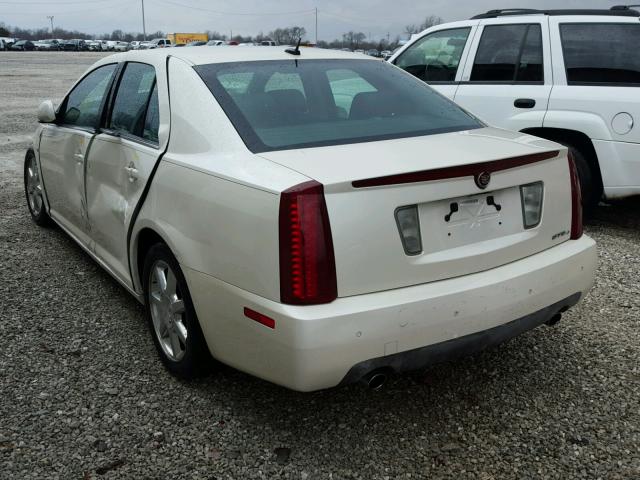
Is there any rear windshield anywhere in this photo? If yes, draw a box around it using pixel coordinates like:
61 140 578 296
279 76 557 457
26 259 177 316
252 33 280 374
195 59 482 152
560 23 640 85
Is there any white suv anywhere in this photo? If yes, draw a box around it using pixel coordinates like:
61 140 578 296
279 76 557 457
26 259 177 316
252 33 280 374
390 6 640 208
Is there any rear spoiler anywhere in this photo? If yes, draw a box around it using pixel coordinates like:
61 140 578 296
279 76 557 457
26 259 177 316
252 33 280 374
352 150 560 189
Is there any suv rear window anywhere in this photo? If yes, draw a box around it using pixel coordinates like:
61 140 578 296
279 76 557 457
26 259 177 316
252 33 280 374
195 59 481 152
560 23 640 85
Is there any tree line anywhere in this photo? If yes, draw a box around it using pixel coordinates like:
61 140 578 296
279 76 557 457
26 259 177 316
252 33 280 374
0 16 442 49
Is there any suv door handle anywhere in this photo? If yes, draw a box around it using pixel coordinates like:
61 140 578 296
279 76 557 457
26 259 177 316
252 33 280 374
514 98 536 109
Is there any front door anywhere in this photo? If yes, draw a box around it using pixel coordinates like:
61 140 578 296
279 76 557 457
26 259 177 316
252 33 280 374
85 62 161 286
38 63 117 244
392 25 478 100
454 19 552 130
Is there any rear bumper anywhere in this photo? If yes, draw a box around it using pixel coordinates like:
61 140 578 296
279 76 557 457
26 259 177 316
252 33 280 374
338 292 580 386
184 236 597 392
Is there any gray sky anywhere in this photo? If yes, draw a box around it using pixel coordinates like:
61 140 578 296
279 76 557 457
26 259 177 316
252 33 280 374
0 0 627 40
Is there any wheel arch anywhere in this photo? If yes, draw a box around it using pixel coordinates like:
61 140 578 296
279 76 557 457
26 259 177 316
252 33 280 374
521 127 604 196
131 225 176 294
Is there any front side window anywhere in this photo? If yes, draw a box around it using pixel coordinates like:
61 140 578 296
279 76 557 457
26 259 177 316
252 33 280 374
395 28 471 82
195 59 482 153
560 23 640 84
471 24 543 83
60 64 117 128
108 62 157 141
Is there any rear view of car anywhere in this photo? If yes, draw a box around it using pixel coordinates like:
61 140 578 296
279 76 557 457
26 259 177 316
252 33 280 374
178 54 596 390
28 48 596 392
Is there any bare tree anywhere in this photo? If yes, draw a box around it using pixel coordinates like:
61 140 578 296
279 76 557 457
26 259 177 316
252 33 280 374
405 15 443 37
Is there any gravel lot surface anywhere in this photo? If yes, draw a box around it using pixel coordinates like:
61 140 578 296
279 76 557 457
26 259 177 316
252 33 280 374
1 52 639 480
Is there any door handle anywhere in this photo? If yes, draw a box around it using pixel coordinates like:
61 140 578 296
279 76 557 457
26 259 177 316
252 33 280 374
74 153 84 163
514 98 536 109
125 164 138 182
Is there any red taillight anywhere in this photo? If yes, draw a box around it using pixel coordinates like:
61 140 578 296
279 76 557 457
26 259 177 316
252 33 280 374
568 152 583 239
279 181 337 305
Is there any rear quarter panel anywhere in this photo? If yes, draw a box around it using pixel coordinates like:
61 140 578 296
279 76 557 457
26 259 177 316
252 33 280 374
130 57 310 299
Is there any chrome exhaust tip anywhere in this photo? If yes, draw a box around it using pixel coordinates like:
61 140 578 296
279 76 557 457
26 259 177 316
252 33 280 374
364 372 388 391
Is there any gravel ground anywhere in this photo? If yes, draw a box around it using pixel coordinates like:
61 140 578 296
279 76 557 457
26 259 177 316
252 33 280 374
1 52 639 480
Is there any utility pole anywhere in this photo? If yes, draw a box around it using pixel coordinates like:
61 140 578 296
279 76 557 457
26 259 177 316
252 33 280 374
141 0 147 41
46 16 54 35
315 7 318 45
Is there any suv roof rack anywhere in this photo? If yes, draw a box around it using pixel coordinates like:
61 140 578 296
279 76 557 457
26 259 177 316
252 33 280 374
471 6 640 19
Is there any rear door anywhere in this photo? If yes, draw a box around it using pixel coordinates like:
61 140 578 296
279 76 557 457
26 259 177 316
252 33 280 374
39 63 117 244
392 23 478 100
85 62 162 286
546 17 640 187
454 17 552 130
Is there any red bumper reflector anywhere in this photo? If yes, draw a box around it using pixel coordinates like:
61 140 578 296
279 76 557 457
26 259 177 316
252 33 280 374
244 307 275 329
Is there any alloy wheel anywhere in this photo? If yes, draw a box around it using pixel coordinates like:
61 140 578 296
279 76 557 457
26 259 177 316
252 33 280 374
25 155 43 216
148 260 188 361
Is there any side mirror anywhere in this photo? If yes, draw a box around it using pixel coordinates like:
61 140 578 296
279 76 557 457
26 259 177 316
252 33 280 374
37 100 56 123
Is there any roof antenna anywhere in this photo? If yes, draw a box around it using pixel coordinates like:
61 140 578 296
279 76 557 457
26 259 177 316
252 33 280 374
285 37 301 56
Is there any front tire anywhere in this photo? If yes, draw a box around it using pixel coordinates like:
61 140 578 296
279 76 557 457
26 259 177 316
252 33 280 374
143 243 210 378
24 150 51 226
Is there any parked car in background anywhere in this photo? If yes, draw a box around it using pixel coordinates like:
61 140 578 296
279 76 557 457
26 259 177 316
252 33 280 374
260 40 277 46
26 47 595 391
105 40 118 51
381 49 392 59
366 49 380 57
138 41 153 50
206 39 225 46
354 48 364 54
35 39 61 51
114 41 130 51
61 39 87 51
390 6 640 207
10 40 35 51
149 38 171 48
0 37 16 49
186 41 207 47
0 39 5 51
130 41 141 49
173 43 186 47
86 41 101 51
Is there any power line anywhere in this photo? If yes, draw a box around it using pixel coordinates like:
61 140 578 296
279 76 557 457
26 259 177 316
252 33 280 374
152 0 315 17
2 0 130 16
0 0 113 4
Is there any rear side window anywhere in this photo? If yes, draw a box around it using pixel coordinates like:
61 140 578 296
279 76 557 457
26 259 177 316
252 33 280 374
195 59 482 153
395 28 471 82
60 64 117 128
560 23 640 85
471 24 543 83
143 84 159 143
108 62 159 143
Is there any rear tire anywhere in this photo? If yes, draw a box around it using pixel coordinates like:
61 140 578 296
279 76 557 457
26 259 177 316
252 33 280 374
561 144 600 214
24 150 51 227
143 243 210 378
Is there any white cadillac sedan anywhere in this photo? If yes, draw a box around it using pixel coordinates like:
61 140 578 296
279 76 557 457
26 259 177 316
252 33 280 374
25 47 596 391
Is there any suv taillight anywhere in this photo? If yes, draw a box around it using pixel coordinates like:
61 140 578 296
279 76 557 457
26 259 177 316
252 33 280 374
279 181 337 305
568 152 583 239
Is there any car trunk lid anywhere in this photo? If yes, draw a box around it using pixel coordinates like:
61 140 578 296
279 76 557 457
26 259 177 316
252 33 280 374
262 127 574 297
